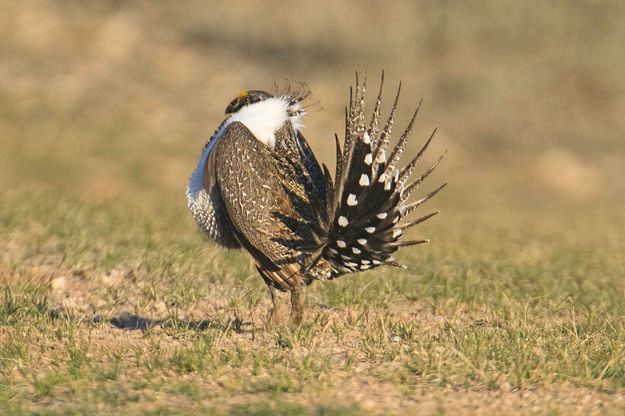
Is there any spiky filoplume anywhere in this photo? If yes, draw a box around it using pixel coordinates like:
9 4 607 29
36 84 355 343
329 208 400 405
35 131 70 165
187 74 446 325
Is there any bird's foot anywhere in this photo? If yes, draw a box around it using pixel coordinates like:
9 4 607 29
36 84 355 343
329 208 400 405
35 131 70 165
264 286 306 328
289 288 305 326
264 287 290 328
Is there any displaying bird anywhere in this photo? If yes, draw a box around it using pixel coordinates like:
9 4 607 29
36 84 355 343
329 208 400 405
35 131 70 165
187 74 446 325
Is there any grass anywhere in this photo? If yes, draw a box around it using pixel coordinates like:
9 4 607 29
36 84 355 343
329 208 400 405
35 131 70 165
2 1 625 414
2 190 624 414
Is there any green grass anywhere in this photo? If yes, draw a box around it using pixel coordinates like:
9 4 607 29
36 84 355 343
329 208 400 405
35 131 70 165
2 189 624 414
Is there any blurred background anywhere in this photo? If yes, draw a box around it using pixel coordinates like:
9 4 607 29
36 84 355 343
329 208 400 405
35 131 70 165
1 0 624 258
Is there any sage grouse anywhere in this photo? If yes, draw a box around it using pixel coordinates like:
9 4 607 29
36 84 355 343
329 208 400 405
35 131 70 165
187 74 445 325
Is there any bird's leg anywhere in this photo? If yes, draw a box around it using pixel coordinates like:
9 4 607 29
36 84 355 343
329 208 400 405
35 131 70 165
266 285 290 327
289 287 306 326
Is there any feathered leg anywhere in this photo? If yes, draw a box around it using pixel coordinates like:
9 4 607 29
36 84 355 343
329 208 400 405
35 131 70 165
259 265 306 327
264 284 306 327
266 285 290 327
290 287 306 325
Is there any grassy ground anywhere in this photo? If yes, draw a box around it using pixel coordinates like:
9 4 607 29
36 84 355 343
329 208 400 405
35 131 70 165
2 1 625 414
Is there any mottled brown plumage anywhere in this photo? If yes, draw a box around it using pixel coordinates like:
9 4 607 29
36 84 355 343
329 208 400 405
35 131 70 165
187 74 445 325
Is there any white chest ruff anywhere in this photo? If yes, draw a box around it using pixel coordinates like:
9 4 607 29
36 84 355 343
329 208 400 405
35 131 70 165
228 97 302 149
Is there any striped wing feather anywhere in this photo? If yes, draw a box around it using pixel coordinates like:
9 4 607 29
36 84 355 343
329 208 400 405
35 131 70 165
214 121 319 290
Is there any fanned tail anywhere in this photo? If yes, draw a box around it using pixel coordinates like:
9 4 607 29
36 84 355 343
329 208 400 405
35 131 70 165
322 72 446 277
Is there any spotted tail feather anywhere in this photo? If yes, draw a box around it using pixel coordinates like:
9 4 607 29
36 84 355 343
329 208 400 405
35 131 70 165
322 72 446 277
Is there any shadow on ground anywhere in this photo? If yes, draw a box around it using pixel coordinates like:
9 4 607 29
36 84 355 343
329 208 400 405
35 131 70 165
49 308 254 332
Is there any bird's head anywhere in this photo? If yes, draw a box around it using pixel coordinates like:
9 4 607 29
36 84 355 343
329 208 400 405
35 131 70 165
225 90 273 115
222 87 311 149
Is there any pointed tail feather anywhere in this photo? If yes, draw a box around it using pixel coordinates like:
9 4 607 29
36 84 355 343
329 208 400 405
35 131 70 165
321 73 445 277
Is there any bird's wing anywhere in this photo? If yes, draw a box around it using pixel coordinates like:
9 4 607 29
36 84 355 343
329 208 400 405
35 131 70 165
200 139 241 248
214 121 317 290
